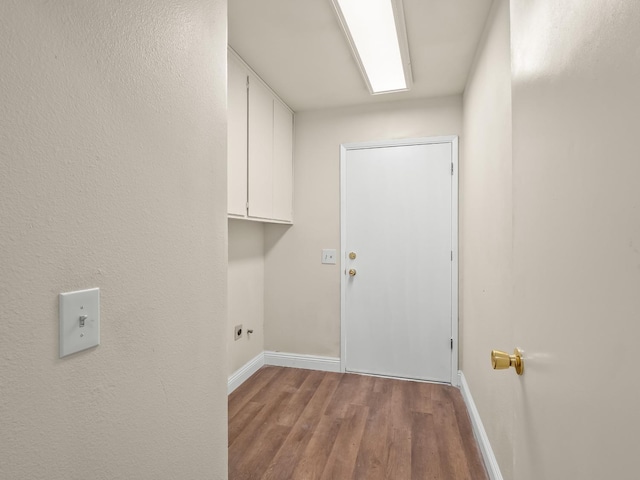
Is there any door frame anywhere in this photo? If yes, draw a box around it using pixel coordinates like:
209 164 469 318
339 136 459 385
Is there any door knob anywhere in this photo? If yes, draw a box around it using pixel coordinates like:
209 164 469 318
348 269 357 277
491 348 524 375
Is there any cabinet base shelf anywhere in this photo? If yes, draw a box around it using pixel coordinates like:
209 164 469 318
228 215 293 225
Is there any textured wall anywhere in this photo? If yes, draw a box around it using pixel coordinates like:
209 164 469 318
0 1 228 479
228 220 265 374
460 1 514 477
264 97 462 357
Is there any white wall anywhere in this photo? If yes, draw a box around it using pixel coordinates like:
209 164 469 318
264 97 462 357
228 220 265 374
461 1 514 477
510 1 640 478
0 1 228 479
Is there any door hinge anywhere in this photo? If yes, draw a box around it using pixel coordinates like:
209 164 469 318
246 201 249 210
451 163 454 175
451 251 453 261
451 338 453 350
246 76 250 89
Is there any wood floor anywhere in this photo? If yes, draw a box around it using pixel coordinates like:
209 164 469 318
228 366 488 480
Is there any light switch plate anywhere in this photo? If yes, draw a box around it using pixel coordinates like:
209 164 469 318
59 288 100 358
322 249 337 264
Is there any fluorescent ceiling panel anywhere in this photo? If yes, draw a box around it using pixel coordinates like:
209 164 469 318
334 0 410 94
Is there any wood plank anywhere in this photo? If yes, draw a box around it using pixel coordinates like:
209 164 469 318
384 381 413 480
232 422 290 480
450 385 489 479
228 365 279 421
276 369 326 427
319 403 369 480
408 377 435 414
289 409 343 479
228 389 293 479
228 367 488 480
352 390 389 480
411 411 441 479
431 386 488 480
228 400 264 447
261 372 341 480
323 372 373 419
351 378 392 477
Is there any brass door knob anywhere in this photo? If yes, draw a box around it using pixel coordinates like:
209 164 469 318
348 268 357 277
491 348 524 375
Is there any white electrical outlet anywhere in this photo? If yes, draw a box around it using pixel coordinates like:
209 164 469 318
322 249 337 264
59 288 100 358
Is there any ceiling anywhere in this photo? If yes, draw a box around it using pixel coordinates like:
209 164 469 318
228 0 494 112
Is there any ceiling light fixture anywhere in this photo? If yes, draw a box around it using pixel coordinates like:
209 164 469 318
331 0 412 95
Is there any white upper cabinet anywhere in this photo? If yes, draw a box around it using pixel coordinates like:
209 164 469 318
227 53 248 217
247 73 275 220
271 99 294 222
227 49 294 224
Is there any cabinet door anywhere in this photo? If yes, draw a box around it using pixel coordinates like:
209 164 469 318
247 74 274 220
272 99 293 222
227 54 248 217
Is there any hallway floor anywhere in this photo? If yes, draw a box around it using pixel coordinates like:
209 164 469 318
228 366 487 479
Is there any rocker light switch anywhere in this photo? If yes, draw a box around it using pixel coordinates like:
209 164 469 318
59 288 100 358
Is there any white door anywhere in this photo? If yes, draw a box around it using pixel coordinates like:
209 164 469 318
341 137 458 383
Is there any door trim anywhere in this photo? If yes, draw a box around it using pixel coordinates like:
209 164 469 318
339 136 459 385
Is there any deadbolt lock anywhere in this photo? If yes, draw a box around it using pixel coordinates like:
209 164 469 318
349 252 357 260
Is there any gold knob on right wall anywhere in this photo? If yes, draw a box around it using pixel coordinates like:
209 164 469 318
491 348 524 375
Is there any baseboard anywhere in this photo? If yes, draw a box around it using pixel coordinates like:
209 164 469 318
264 351 341 373
228 351 341 394
458 371 504 480
228 352 265 394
